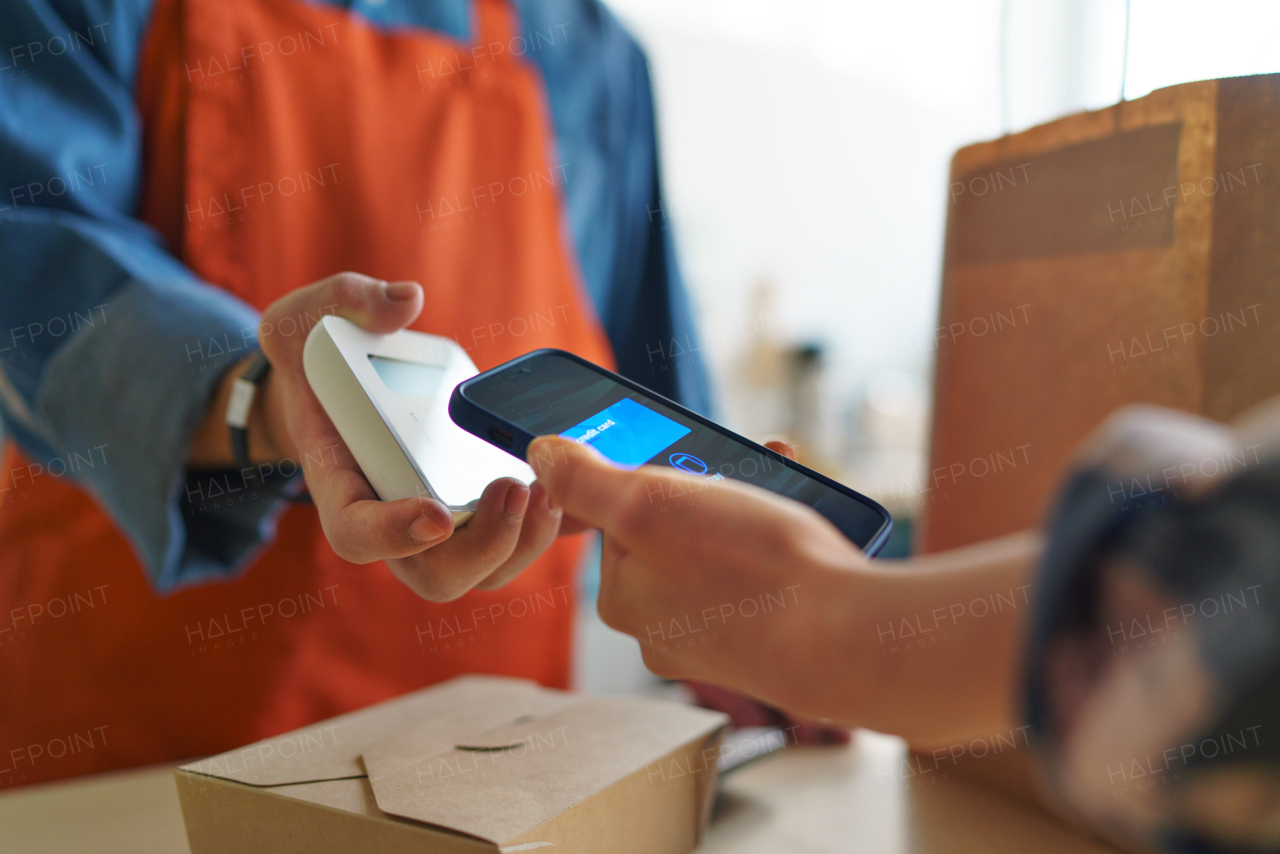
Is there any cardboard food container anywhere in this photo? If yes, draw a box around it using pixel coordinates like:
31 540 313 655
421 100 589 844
175 676 728 854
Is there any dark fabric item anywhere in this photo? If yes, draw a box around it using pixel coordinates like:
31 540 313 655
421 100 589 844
1027 444 1280 852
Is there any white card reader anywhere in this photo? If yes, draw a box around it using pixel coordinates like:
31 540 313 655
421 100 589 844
302 315 533 524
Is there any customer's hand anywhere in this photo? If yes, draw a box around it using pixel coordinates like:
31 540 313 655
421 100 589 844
194 272 564 601
680 439 851 745
527 433 875 725
530 430 1048 748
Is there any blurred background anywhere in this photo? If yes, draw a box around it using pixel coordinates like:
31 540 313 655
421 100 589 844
576 0 1280 693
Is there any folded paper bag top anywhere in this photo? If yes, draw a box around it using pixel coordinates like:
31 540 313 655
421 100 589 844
177 675 730 854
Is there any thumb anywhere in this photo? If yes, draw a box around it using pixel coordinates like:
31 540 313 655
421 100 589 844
260 272 424 366
527 436 646 532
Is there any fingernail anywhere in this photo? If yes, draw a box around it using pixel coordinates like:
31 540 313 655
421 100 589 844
385 281 419 301
504 483 530 517
409 511 449 543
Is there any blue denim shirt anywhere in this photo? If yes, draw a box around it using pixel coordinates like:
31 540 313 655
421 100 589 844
0 0 709 591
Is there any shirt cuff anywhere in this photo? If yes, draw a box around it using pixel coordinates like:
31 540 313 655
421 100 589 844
35 276 287 592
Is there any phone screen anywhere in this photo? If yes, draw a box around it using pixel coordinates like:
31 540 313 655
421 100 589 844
464 352 889 551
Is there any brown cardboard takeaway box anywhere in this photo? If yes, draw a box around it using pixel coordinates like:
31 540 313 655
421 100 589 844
176 676 728 854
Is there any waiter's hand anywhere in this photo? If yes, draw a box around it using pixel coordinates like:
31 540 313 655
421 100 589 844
191 272 563 600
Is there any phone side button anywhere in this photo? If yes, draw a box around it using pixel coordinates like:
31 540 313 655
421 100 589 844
489 427 514 448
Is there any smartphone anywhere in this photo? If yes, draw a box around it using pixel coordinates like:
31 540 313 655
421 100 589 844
448 349 892 555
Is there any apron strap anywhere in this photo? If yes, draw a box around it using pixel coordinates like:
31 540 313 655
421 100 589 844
475 0 518 55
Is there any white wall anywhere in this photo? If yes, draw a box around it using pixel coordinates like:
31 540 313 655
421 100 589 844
604 0 1280 405
598 0 1280 498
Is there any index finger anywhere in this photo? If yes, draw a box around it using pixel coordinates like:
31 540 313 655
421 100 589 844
281 372 454 562
527 436 627 528
527 435 690 538
302 432 455 563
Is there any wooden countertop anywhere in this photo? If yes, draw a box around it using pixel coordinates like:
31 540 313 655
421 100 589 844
0 729 1120 854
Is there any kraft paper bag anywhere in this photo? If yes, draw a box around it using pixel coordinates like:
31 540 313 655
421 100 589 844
921 73 1280 553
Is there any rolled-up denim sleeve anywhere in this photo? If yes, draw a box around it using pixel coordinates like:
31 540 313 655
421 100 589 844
0 0 288 591
1024 421 1280 852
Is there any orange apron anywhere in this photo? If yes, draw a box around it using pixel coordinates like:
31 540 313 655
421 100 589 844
0 0 613 787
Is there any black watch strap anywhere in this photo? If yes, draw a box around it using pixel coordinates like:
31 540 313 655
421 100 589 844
225 352 311 503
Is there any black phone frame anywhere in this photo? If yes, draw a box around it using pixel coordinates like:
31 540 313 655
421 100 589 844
449 348 893 556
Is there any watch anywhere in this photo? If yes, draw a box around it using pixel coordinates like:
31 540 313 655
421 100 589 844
225 351 311 503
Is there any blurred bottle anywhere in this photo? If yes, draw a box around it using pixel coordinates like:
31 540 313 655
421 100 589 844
844 369 929 520
781 342 845 475
731 277 789 438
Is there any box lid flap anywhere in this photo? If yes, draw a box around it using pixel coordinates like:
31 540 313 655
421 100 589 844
178 676 560 787
363 695 727 844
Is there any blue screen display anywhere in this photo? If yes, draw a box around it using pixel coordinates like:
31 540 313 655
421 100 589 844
559 398 691 470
